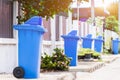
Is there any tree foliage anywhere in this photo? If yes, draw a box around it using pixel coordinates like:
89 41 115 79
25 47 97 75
14 0 89 23
105 16 119 33
15 0 72 23
106 1 118 20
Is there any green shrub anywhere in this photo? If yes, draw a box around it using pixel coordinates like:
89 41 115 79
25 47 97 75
78 48 101 59
78 48 94 56
41 48 71 71
105 16 119 33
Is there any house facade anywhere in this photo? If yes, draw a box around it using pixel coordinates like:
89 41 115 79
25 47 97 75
1 0 117 73
0 1 73 73
0 0 100 73
0 0 18 73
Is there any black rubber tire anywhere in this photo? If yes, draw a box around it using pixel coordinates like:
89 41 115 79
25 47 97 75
13 67 24 78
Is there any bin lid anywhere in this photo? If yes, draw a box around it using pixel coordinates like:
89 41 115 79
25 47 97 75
81 34 93 40
93 36 103 41
97 36 102 39
96 36 103 40
61 30 79 40
113 38 120 42
68 30 77 36
24 16 42 25
14 16 46 33
86 34 92 38
81 37 94 41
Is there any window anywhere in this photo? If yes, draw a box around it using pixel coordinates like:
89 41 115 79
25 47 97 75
0 0 13 38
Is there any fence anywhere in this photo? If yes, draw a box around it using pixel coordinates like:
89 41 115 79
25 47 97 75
41 21 101 55
41 20 119 55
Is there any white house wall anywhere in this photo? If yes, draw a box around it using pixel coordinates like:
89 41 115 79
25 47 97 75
0 1 18 73
0 39 17 73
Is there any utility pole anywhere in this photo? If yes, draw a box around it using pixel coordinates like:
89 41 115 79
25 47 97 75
74 0 80 35
77 0 80 22
91 0 95 25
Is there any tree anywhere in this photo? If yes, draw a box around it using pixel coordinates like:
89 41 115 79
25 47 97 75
105 16 119 33
16 0 72 23
15 0 89 23
106 1 118 20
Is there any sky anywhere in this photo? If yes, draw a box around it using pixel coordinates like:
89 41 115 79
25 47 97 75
71 0 119 8
96 0 118 7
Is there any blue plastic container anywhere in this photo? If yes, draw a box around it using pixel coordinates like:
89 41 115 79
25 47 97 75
14 16 46 78
81 34 93 49
94 36 104 52
61 30 79 66
112 38 120 55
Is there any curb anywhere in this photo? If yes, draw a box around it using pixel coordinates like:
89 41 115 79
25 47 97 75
69 62 105 73
69 55 119 73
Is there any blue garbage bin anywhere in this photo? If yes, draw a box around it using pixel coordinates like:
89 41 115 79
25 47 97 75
13 16 46 79
81 34 93 49
112 38 120 55
61 30 79 66
94 36 104 53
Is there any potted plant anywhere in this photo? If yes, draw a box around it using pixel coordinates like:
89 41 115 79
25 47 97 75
78 52 85 59
92 52 101 59
84 53 92 59
78 48 93 60
78 48 101 60
84 49 93 60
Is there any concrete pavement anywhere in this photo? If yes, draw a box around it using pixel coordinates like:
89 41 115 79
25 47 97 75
76 57 120 80
92 57 120 80
0 54 120 80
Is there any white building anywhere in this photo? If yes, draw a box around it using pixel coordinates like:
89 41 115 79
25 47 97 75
0 1 73 73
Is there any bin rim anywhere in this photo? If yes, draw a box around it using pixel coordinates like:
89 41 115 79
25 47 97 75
94 38 104 41
112 39 120 42
14 24 47 33
81 37 94 40
61 35 79 40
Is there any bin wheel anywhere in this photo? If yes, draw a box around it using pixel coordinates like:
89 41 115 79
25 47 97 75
13 67 24 78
